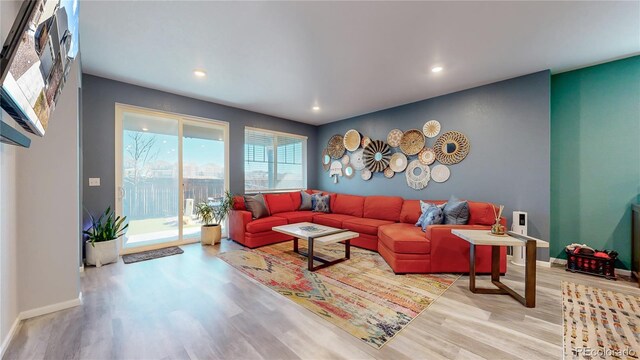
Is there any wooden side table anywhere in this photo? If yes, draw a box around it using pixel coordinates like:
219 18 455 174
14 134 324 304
452 229 549 308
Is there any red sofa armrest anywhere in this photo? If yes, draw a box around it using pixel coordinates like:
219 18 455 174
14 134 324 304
229 209 252 244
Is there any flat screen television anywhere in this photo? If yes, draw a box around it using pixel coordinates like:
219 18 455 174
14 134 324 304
0 0 79 137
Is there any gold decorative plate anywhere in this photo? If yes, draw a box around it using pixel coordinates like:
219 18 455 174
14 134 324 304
322 148 331 171
361 169 372 181
361 136 372 149
405 160 430 190
363 140 391 172
387 129 403 148
433 131 470 165
418 147 436 165
423 120 441 138
341 154 350 165
431 164 450 183
344 164 355 179
389 152 408 172
384 167 395 178
399 129 425 156
350 149 366 170
343 129 361 152
327 134 346 159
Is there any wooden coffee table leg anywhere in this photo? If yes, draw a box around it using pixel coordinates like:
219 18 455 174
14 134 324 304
293 238 299 253
525 240 537 308
491 245 500 282
308 238 314 271
345 240 350 259
469 244 477 292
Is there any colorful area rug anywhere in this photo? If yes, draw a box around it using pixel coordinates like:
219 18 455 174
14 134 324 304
562 281 640 359
218 242 458 349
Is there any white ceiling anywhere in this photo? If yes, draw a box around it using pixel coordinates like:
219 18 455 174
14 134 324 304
80 1 640 125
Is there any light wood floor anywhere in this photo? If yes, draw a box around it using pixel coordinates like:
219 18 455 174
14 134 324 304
4 240 639 360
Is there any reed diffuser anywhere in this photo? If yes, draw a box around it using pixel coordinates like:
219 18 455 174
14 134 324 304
491 204 506 235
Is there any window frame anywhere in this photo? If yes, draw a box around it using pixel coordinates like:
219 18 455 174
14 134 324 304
244 126 308 194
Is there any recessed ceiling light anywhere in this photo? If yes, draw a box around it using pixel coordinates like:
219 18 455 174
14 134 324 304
431 66 443 73
193 69 207 77
312 106 320 111
142 127 149 131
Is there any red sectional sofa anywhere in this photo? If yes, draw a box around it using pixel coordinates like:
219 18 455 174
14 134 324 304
229 191 507 274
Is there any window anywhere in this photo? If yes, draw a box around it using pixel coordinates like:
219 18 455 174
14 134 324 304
244 127 307 192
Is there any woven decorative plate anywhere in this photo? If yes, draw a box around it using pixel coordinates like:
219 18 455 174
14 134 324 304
343 129 361 152
431 164 450 183
350 149 366 171
361 136 372 149
387 129 403 147
418 147 436 165
433 131 470 165
384 167 395 178
389 152 408 172
341 154 350 166
363 140 391 172
405 160 430 190
361 168 372 181
399 129 425 156
344 164 355 179
327 134 346 159
322 148 331 171
423 120 441 138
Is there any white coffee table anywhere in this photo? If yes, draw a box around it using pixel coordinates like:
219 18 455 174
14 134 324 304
272 222 359 271
451 229 549 308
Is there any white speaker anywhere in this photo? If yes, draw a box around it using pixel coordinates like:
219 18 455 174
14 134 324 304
511 211 528 266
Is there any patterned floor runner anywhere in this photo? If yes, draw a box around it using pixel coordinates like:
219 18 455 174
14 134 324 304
218 242 458 349
562 281 640 359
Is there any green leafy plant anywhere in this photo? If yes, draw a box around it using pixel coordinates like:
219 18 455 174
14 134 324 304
84 207 129 247
195 191 235 226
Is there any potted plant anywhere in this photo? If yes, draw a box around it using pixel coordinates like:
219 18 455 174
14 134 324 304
83 207 128 267
195 191 235 245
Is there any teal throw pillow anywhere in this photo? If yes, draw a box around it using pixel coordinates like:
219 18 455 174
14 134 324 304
443 196 469 225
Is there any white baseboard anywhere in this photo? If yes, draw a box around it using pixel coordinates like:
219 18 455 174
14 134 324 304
550 257 631 277
0 316 22 358
507 255 551 268
19 292 83 320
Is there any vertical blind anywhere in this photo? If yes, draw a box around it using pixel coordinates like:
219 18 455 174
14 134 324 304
244 128 306 192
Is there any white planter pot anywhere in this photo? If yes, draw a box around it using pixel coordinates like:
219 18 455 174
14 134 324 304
201 225 222 245
85 239 119 267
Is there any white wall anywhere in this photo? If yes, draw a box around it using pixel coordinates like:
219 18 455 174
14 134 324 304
1 0 23 350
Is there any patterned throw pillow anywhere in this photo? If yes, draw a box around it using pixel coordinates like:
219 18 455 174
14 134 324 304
300 191 313 210
244 193 270 219
443 195 469 225
312 194 331 213
415 200 445 231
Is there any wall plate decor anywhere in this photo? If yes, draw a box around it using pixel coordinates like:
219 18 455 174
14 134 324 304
322 148 331 171
327 134 346 159
330 161 343 184
418 147 436 165
405 160 430 190
361 136 372 149
343 129 361 151
384 167 395 178
351 149 366 170
387 129 403 148
364 140 391 172
361 168 372 180
399 129 425 156
423 120 441 138
431 164 450 183
389 152 408 172
344 164 355 179
341 154 350 166
433 131 470 165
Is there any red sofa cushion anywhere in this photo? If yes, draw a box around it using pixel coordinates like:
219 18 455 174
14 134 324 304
363 196 404 222
342 218 394 236
332 194 365 217
378 223 431 254
289 191 302 210
233 196 246 210
264 193 295 214
467 201 497 226
245 216 288 233
272 211 314 224
313 213 357 228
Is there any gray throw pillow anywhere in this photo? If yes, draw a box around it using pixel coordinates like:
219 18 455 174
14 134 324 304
415 201 445 231
312 194 330 213
300 191 313 210
443 196 469 225
244 193 270 219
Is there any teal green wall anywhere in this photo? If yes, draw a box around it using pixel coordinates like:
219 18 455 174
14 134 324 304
551 56 640 269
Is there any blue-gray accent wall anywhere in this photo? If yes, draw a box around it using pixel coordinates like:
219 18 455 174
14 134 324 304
82 74 318 228
317 71 551 259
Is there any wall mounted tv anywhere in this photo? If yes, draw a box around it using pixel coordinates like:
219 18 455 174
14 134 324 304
0 0 79 144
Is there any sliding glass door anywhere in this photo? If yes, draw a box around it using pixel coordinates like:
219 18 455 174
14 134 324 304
115 104 228 252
